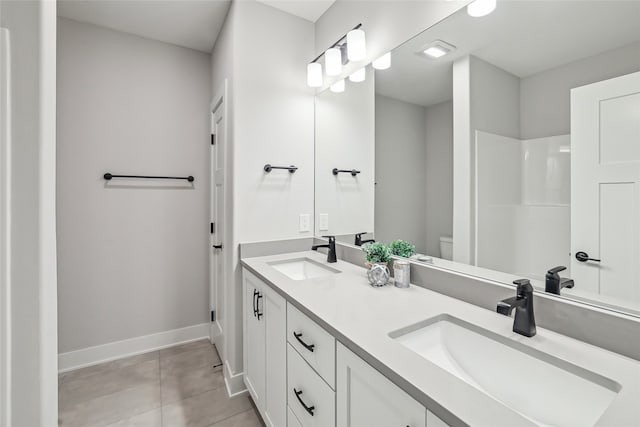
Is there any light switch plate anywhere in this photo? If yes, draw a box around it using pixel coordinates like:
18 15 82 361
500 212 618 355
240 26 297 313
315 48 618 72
319 213 329 231
299 214 310 232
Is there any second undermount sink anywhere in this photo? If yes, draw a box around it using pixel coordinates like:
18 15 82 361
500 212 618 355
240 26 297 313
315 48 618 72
390 315 620 427
268 257 340 281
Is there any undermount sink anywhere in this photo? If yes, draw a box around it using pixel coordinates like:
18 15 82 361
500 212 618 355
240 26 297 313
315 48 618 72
268 258 340 281
390 315 620 427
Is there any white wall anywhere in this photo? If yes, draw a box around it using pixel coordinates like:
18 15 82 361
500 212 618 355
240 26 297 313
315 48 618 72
57 18 212 353
521 42 640 139
210 0 314 384
425 101 453 257
314 1 470 90
374 95 426 251
0 1 57 425
315 75 375 237
453 55 520 264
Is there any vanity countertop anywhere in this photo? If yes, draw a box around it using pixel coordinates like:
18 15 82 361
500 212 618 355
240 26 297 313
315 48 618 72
241 250 640 427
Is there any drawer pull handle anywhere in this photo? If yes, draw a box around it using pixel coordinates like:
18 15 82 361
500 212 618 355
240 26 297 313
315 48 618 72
252 289 258 317
256 293 263 320
294 388 315 416
293 332 315 352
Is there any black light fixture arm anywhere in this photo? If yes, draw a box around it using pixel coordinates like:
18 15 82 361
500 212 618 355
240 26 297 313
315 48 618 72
264 164 298 173
333 168 361 176
309 23 362 64
104 173 194 182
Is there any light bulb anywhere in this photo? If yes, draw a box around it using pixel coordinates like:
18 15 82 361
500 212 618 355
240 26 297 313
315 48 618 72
307 62 323 87
372 52 391 70
346 29 366 61
349 68 366 83
325 47 342 76
467 0 496 17
330 79 345 93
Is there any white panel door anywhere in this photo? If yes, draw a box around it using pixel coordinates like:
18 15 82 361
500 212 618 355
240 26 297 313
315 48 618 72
336 343 426 427
571 71 640 304
210 83 226 344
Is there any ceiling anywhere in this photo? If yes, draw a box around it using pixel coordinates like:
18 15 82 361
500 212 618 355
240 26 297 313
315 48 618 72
57 0 336 52
57 0 232 53
375 1 640 107
256 0 335 22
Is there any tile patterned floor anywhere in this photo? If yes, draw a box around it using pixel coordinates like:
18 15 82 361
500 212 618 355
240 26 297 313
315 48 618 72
58 340 264 427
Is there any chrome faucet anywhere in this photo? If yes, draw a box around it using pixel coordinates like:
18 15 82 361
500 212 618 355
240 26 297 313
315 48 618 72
497 279 537 337
545 266 574 295
354 232 375 246
312 236 337 263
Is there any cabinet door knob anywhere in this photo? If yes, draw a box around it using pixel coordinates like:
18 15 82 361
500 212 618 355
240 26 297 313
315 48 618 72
293 332 315 352
293 388 315 416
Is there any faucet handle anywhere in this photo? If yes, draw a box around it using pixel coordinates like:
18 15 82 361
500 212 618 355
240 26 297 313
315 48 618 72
513 278 533 296
322 235 335 242
547 266 566 275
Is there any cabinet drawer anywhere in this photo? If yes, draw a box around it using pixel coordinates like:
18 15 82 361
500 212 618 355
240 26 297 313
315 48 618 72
287 344 335 427
287 303 336 388
287 407 304 427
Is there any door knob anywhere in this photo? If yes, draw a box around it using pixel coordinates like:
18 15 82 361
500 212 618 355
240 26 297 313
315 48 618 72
213 244 223 250
575 251 600 263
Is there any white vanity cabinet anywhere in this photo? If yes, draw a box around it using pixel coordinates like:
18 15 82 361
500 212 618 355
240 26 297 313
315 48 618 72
243 269 287 427
242 268 448 427
336 342 427 427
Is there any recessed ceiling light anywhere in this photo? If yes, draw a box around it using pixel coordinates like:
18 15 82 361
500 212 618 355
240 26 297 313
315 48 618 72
467 0 496 17
419 40 456 59
424 46 448 58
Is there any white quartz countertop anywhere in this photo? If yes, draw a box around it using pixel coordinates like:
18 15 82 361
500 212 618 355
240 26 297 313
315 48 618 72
241 251 640 427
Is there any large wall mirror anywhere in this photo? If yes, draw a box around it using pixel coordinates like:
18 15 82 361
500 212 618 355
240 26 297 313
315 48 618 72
315 0 640 316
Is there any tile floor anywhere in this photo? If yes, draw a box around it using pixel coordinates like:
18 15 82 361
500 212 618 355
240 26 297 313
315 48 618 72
58 340 264 427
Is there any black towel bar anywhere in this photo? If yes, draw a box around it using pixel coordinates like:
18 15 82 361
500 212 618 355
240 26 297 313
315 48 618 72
332 168 360 176
103 173 194 182
264 164 297 173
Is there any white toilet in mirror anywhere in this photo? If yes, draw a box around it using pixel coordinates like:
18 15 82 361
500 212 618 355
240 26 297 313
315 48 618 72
439 236 453 260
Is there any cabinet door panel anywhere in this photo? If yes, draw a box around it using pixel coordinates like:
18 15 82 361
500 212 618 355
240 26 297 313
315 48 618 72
244 273 266 410
264 287 287 427
337 343 425 427
288 407 304 427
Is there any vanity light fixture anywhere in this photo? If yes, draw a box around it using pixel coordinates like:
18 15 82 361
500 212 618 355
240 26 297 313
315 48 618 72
330 79 345 93
307 62 323 88
306 23 365 88
349 67 366 83
467 0 497 17
421 40 456 59
372 52 391 70
325 47 342 76
346 29 366 61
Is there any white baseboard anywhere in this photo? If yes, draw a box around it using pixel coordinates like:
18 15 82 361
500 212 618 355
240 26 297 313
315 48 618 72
59 323 210 373
223 361 247 397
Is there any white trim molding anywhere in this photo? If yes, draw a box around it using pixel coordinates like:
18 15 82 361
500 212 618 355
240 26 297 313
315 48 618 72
58 323 210 373
0 25 12 427
223 360 248 398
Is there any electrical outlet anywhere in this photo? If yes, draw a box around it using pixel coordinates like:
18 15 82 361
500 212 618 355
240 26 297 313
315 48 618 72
319 213 329 231
299 214 310 232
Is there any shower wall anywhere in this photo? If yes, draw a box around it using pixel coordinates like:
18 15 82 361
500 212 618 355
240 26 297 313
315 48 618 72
475 131 570 281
